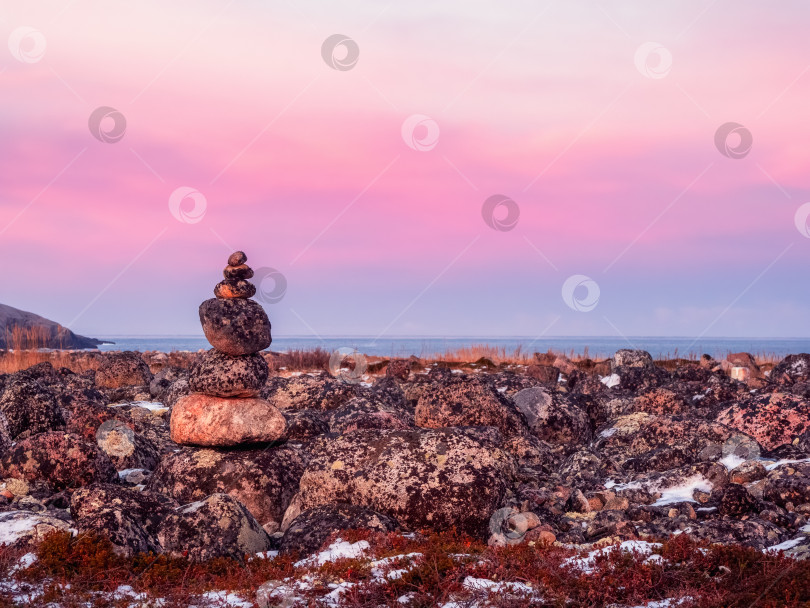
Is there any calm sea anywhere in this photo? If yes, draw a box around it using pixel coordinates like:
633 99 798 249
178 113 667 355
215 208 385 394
94 336 810 360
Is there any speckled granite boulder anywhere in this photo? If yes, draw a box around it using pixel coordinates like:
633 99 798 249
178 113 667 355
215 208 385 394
297 427 515 537
280 503 400 556
70 484 179 556
414 375 528 438
717 392 810 450
512 387 591 445
188 349 268 398
95 351 153 389
146 446 305 532
0 431 117 491
199 298 271 356
0 376 65 440
157 493 272 561
763 462 810 508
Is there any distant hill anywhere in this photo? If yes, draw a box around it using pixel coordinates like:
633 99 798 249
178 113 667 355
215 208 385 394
0 303 107 350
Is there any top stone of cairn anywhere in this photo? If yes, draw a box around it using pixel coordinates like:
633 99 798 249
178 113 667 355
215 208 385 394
215 250 256 299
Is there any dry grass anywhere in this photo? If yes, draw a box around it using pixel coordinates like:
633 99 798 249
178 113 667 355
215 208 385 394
0 327 100 375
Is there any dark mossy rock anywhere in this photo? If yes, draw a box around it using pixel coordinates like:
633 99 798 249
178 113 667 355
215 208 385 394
199 298 271 356
280 503 399 557
188 349 268 398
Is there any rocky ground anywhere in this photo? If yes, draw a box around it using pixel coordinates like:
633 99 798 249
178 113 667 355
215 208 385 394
1 348 810 607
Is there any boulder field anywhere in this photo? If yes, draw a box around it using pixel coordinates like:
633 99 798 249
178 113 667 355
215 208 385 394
0 347 809 563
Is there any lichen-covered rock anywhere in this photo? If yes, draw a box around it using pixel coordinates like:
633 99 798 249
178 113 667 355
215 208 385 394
631 388 688 416
414 375 528 438
146 446 304 532
170 393 286 446
719 483 759 516
297 427 514 537
95 420 161 471
199 298 271 356
595 413 737 473
0 431 117 491
512 387 591 444
386 359 412 382
283 410 329 442
0 510 71 548
612 349 654 369
162 378 192 409
770 354 810 385
328 396 411 434
149 367 187 401
95 351 153 389
261 374 361 412
763 462 810 508
717 392 810 450
188 349 269 398
0 376 65 439
157 493 272 561
280 503 400 556
70 484 179 556
676 517 786 550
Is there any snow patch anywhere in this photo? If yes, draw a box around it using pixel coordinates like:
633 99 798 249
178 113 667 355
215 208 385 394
719 453 746 471
650 474 713 506
766 538 804 553
562 540 662 574
295 538 370 567
600 374 621 388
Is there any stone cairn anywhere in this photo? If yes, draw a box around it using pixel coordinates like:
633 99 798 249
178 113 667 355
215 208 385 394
170 251 286 446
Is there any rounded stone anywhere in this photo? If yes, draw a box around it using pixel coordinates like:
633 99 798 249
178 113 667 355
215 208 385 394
228 251 247 266
223 264 254 280
199 297 271 355
170 393 286 446
95 351 153 389
188 349 269 398
214 280 256 300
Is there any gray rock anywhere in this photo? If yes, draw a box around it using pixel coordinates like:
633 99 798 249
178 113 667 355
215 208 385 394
199 298 271 356
188 349 268 398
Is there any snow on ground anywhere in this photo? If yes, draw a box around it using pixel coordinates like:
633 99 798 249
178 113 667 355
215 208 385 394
599 427 618 438
196 590 253 607
600 374 621 388
294 538 370 567
650 475 713 506
763 458 810 471
766 537 805 553
562 540 663 574
630 599 691 608
604 479 642 491
462 576 533 594
719 453 746 470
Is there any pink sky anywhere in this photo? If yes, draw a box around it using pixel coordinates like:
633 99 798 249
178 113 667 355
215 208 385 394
1 0 809 338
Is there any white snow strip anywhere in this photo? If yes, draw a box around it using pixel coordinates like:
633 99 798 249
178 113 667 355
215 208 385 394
600 374 621 388
111 401 167 411
295 539 370 567
719 453 746 471
198 590 253 607
462 576 533 594
764 458 810 471
650 475 713 506
766 538 804 553
599 427 618 438
562 540 662 574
